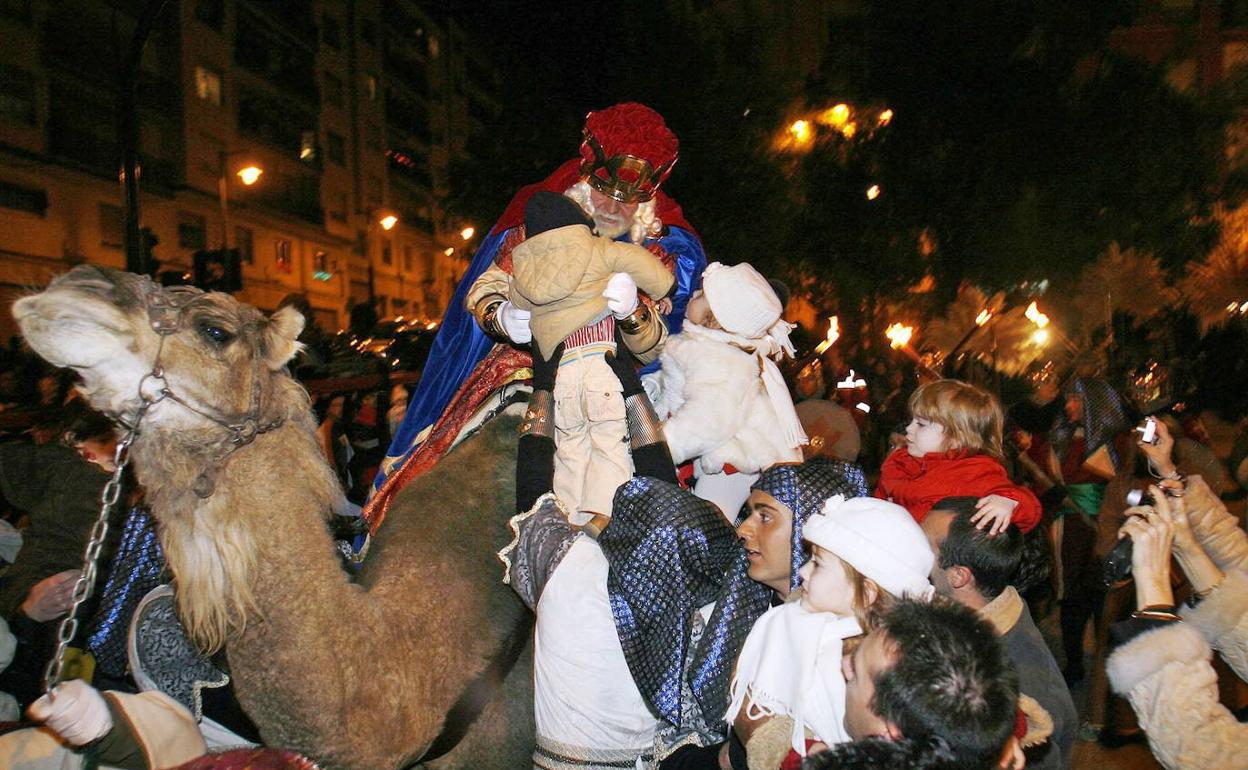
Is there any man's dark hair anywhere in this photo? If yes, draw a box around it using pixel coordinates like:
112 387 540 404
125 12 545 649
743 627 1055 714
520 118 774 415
872 598 1019 770
801 735 956 770
931 496 1023 599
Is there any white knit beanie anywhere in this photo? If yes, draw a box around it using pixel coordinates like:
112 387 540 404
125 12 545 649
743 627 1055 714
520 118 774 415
803 496 935 601
701 262 781 339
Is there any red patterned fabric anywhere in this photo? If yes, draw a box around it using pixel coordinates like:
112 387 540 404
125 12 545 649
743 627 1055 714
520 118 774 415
874 447 1042 532
364 345 533 533
173 748 322 770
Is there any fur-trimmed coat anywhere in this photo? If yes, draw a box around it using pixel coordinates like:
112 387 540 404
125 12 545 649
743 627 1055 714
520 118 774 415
648 333 802 474
1107 568 1248 770
1105 474 1248 770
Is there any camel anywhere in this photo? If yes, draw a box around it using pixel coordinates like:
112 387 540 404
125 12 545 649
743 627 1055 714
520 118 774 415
13 266 534 770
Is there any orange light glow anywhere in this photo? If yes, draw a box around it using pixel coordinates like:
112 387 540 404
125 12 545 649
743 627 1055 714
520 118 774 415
885 323 914 349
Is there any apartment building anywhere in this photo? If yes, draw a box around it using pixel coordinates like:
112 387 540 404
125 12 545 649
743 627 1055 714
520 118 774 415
0 0 497 339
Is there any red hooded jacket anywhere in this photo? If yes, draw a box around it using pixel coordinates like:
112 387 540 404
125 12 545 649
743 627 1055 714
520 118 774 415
874 447 1042 533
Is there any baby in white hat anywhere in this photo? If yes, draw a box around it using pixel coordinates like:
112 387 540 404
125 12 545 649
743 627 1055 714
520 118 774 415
725 495 934 764
644 262 806 518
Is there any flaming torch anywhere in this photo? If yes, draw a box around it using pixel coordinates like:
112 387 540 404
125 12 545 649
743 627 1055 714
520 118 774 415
885 322 914 350
885 322 941 381
796 316 841 376
814 316 840 355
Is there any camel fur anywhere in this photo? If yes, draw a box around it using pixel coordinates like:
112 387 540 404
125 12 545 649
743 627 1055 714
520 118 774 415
13 266 533 769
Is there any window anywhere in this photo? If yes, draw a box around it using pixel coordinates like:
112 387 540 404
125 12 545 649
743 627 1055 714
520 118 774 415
327 131 345 165
0 64 36 125
403 244 414 272
368 175 382 205
1 180 49 216
365 122 382 151
236 226 254 264
365 74 378 101
322 13 341 50
194 0 224 30
194 66 223 106
324 72 344 107
313 250 331 280
177 211 207 250
360 18 377 46
381 240 392 266
428 35 439 59
275 238 292 272
330 192 348 223
99 203 124 248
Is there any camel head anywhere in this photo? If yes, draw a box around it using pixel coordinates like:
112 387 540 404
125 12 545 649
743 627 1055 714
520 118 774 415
13 266 304 432
16 266 327 653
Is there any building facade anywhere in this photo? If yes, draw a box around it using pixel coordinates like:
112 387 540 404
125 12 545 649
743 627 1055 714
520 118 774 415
0 0 497 340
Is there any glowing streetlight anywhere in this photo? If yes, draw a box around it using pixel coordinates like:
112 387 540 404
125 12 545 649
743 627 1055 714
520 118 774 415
235 165 263 186
460 226 475 241
1031 328 1050 346
821 103 851 129
788 119 812 144
1024 301 1049 328
975 309 993 326
865 185 881 201
379 214 398 231
443 247 454 256
877 109 894 127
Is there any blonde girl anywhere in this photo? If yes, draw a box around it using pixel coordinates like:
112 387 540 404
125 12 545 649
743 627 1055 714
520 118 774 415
875 379 1042 534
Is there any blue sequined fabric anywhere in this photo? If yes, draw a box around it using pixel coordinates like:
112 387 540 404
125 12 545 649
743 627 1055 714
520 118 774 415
600 478 736 727
1050 378 1130 471
85 506 167 678
601 460 868 732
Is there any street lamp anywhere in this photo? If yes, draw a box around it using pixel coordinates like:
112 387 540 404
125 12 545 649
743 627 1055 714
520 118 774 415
379 214 399 231
236 165 263 186
460 226 475 241
218 151 263 249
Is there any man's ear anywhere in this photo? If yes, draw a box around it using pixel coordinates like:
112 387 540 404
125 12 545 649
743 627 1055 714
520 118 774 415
948 565 974 591
264 306 305 369
883 720 904 741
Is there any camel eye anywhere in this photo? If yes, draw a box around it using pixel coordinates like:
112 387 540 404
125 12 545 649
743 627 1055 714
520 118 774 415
198 323 235 346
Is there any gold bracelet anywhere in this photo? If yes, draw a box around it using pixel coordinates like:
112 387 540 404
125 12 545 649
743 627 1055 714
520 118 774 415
617 303 651 334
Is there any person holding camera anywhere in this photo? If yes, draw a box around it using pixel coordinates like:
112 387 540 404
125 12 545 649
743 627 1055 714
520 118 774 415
1104 477 1247 770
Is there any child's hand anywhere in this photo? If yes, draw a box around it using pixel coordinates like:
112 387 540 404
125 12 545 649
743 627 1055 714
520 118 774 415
972 495 1018 535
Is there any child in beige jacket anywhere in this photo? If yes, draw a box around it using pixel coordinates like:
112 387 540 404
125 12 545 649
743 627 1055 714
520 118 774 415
509 192 674 520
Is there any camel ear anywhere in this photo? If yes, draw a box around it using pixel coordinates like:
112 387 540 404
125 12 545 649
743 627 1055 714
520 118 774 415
265 306 305 369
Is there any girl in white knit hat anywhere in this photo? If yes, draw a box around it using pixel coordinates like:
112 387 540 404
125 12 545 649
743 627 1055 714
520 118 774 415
725 495 935 768
644 261 806 519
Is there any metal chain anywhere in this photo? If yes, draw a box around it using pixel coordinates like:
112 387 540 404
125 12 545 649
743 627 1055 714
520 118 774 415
42 411 144 693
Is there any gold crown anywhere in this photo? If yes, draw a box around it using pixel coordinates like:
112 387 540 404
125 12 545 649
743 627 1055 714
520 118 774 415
579 131 677 204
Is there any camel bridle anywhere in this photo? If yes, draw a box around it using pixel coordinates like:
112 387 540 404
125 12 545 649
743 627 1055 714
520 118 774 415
43 279 288 691
114 279 287 499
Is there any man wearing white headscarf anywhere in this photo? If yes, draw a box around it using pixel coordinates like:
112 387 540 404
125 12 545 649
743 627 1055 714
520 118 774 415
645 262 806 519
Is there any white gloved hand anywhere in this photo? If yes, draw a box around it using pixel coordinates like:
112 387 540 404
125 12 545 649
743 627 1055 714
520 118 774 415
28 679 113 746
602 273 639 319
496 301 532 344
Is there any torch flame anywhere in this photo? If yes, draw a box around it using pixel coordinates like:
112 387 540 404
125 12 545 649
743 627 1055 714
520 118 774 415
813 316 840 355
975 309 992 326
885 322 914 349
1024 301 1049 328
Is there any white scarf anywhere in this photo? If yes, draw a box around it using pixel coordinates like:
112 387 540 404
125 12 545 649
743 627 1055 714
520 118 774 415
725 602 861 754
680 321 808 451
